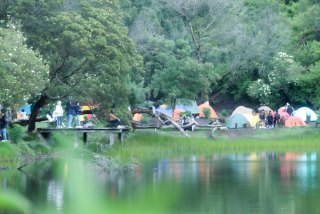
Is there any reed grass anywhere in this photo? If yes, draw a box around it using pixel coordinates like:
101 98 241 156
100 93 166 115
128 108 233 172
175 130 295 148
109 128 320 159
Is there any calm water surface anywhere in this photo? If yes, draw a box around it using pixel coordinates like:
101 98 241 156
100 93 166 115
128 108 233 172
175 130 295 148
1 152 319 214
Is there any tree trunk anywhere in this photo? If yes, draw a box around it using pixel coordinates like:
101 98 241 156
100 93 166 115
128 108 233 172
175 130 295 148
28 95 48 132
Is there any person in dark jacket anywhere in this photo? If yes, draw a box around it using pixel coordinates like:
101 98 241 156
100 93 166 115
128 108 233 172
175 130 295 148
286 105 293 116
74 101 82 128
273 110 281 128
66 101 76 128
266 111 273 128
0 109 8 141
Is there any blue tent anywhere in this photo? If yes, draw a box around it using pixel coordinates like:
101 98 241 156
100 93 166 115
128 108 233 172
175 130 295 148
175 105 189 111
156 106 173 115
226 113 248 129
18 104 32 114
176 100 201 114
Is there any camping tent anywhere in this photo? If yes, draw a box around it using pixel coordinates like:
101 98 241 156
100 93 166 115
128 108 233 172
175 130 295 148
132 113 143 121
226 113 248 129
284 117 307 128
18 104 32 114
243 114 259 127
230 106 253 117
176 100 201 114
173 109 186 121
295 107 318 121
259 106 273 114
273 110 290 119
198 104 218 118
156 106 173 116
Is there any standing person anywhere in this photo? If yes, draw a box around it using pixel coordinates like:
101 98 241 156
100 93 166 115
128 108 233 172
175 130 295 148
274 110 281 128
54 101 64 128
109 110 123 128
74 101 82 128
66 101 76 128
267 111 273 128
0 110 8 142
286 104 293 116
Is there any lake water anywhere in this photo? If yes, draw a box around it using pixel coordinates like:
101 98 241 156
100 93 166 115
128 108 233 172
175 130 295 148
1 152 320 214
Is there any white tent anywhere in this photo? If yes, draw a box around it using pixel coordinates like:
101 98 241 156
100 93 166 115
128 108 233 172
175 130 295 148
295 107 318 121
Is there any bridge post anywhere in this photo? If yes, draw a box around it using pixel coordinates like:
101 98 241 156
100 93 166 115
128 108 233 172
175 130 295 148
74 132 79 148
83 132 88 145
110 133 114 146
118 133 123 145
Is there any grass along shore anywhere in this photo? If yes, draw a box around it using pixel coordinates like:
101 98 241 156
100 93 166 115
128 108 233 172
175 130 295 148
107 127 320 159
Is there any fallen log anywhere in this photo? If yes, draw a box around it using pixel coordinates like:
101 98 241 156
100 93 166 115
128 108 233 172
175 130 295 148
211 127 228 139
131 107 190 138
9 117 47 127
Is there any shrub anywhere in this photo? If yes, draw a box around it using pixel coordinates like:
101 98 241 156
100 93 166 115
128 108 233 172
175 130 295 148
140 113 150 126
8 124 23 144
202 107 211 119
22 134 40 142
33 143 51 155
221 109 228 116
18 142 35 157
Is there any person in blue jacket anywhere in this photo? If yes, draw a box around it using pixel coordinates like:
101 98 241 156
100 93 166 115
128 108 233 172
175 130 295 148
66 101 76 128
74 101 82 128
0 109 8 141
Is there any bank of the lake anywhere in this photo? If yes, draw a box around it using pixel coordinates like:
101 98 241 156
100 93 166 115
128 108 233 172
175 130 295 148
109 126 320 159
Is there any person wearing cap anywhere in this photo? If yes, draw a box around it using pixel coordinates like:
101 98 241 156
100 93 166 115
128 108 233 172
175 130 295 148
0 110 8 141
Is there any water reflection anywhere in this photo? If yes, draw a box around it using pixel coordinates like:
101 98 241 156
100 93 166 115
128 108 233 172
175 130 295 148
1 152 320 214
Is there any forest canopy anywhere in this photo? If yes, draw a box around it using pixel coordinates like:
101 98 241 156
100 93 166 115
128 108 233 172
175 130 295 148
1 0 320 129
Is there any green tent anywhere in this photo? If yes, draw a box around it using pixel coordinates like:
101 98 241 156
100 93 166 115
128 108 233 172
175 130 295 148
226 113 248 129
176 100 201 114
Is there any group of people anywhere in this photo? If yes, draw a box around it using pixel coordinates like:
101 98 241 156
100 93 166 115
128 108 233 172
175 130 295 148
46 101 83 128
259 110 281 128
257 103 294 128
46 101 125 129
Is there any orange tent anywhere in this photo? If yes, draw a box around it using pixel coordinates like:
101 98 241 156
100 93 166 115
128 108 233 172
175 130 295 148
198 104 218 118
284 117 307 128
132 113 143 121
173 109 185 121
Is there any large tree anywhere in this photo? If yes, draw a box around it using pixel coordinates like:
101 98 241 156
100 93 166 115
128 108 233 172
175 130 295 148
0 22 48 109
8 0 139 131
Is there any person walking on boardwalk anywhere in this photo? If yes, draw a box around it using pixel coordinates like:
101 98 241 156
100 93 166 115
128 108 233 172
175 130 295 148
109 109 124 128
74 101 82 128
273 110 281 128
66 101 76 128
54 101 64 128
0 109 8 141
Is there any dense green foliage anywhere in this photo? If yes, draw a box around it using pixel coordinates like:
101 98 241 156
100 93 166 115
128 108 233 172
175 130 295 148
1 0 320 131
7 124 23 144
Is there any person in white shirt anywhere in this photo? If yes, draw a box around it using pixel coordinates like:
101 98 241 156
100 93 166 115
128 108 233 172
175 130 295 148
46 110 56 122
54 101 64 128
20 109 28 120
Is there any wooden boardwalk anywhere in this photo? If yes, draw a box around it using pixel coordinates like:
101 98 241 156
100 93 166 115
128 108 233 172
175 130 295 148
37 127 130 145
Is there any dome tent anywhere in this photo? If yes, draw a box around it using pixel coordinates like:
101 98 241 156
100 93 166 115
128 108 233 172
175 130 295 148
132 113 143 121
230 106 253 117
173 109 186 121
284 117 307 128
259 106 273 114
198 104 218 118
243 114 259 127
295 107 318 121
226 113 248 129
